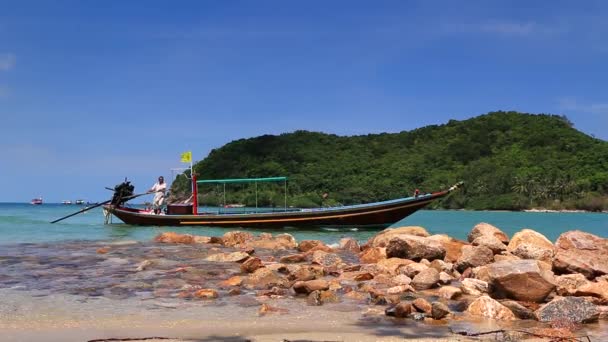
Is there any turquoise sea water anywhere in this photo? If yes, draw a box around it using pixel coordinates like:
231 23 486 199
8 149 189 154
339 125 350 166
0 203 606 245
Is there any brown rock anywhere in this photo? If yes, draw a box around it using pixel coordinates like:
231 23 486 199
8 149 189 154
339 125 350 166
359 247 387 264
298 240 329 252
345 290 368 301
574 281 608 301
402 262 428 278
293 279 330 294
386 235 446 261
536 297 599 323
193 235 212 244
339 237 361 253
439 285 462 299
438 271 454 285
292 265 324 281
320 290 340 303
553 230 608 279
428 235 467 263
387 302 412 318
377 258 415 275
248 233 297 250
96 247 110 254
307 290 322 306
244 268 289 289
393 274 412 285
507 229 554 263
193 289 218 299
353 272 374 281
386 284 415 294
279 254 307 263
430 259 453 273
472 265 491 282
222 231 254 247
154 232 195 244
412 298 433 314
466 295 516 320
472 235 507 254
371 226 430 247
219 276 243 288
500 300 536 320
494 254 520 262
456 245 494 272
275 233 297 249
555 274 589 295
461 278 489 296
431 302 450 319
468 222 509 244
205 251 250 263
311 250 343 267
488 259 555 302
411 268 440 290
240 257 263 273
258 303 288 315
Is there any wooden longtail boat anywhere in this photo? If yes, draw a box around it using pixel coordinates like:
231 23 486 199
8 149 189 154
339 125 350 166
103 176 463 228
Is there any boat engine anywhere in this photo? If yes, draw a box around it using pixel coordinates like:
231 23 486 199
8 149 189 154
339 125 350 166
110 181 135 206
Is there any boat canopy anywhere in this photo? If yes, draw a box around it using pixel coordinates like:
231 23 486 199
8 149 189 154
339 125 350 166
196 176 288 212
197 176 287 184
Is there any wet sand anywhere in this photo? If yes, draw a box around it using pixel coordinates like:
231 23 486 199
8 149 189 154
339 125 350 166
0 288 471 342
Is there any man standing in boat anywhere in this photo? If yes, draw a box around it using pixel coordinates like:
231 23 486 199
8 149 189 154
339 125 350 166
148 176 167 214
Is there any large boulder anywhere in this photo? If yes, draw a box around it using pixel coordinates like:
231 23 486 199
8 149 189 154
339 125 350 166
536 297 599 323
386 235 446 261
468 223 509 244
371 226 430 247
487 259 555 302
466 296 516 320
506 229 554 263
553 230 608 279
455 245 494 272
427 234 467 263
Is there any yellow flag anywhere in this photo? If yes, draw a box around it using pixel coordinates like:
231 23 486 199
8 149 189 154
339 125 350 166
180 151 192 163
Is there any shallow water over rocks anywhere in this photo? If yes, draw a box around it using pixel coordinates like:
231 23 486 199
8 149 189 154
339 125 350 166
1 240 607 341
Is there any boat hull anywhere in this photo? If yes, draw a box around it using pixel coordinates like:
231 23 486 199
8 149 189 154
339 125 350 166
104 190 450 228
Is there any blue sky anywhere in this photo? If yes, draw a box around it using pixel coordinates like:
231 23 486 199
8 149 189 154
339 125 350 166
1 0 607 203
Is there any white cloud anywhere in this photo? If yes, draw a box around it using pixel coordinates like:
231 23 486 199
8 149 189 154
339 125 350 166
486 20 564 37
558 97 608 115
0 53 16 71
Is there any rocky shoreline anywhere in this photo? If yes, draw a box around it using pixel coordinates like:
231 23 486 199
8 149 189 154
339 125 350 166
144 223 608 340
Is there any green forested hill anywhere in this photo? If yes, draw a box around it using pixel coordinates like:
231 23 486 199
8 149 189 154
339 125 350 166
171 111 608 211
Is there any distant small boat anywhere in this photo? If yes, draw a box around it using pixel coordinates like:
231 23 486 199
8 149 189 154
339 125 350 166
75 199 85 205
62 200 72 205
31 197 43 205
